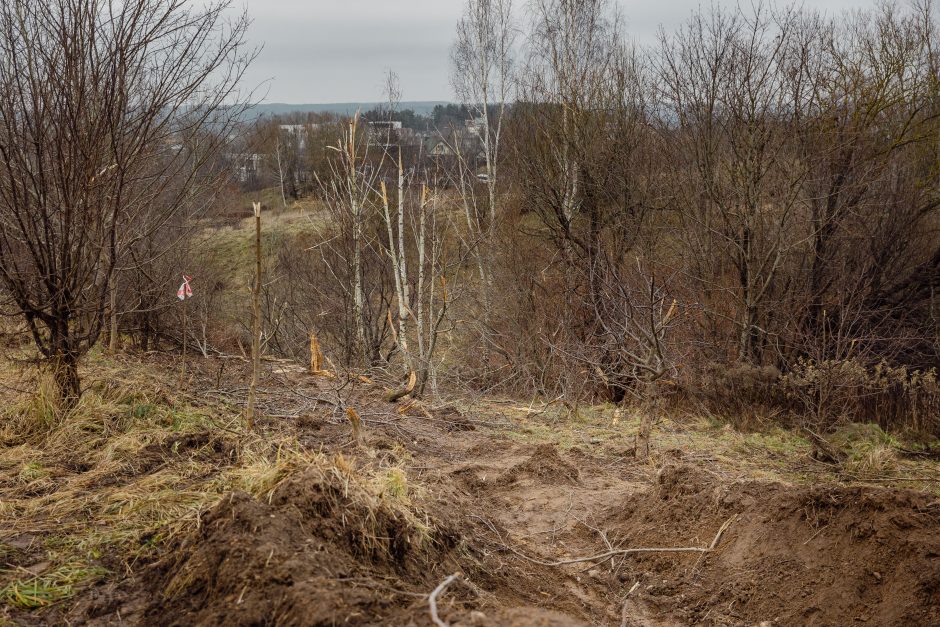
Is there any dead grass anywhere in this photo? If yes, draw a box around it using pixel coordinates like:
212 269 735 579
0 355 294 616
196 196 327 285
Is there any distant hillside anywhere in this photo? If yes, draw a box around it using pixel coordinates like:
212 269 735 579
245 101 451 119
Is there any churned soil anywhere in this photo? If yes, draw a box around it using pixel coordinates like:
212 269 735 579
73 436 940 625
4 355 938 626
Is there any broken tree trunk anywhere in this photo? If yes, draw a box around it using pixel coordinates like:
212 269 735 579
386 370 417 403
346 407 363 445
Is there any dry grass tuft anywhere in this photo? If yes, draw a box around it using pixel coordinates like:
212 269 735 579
0 372 61 443
221 435 321 500
830 423 902 479
380 467 409 500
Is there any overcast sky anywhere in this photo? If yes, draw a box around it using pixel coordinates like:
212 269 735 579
239 0 888 104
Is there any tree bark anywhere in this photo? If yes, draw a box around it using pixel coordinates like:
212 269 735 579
635 380 658 460
52 350 80 409
109 281 119 352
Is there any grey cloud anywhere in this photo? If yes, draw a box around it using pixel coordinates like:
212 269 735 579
238 0 894 103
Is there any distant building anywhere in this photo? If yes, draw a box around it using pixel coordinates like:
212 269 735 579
370 120 403 131
232 153 263 184
424 129 485 162
426 136 456 157
367 120 409 150
279 124 319 150
465 117 486 136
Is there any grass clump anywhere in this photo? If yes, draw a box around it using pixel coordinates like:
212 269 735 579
0 373 61 442
381 468 409 500
221 436 320 499
0 564 108 609
0 354 254 616
829 423 901 479
734 427 810 458
17 463 48 483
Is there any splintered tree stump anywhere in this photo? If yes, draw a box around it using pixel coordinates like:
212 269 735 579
310 333 323 373
385 371 417 402
345 407 363 445
308 333 335 378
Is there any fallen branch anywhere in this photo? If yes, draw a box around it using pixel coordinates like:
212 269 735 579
428 572 461 627
288 390 341 407
477 515 736 567
620 581 641 627
803 427 847 466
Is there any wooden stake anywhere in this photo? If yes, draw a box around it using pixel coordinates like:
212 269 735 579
181 285 187 381
246 202 262 430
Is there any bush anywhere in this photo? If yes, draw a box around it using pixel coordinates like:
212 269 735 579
696 358 940 436
780 360 939 435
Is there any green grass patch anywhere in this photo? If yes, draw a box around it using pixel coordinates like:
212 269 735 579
17 462 48 483
1 563 108 609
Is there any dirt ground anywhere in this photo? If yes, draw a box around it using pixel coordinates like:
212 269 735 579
1 354 939 626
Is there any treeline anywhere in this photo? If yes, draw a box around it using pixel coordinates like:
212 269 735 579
489 0 940 433
270 0 939 434
0 0 937 436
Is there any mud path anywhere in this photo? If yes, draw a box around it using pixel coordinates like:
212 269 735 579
418 425 940 626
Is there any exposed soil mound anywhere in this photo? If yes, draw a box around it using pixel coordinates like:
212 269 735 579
604 464 940 626
450 464 493 494
104 468 459 625
497 444 581 487
72 461 588 627
8 354 940 627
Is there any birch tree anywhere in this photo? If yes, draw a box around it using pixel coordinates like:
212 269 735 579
451 0 515 370
328 115 370 362
379 171 451 397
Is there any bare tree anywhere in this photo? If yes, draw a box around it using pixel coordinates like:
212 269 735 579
787 4 940 367
507 0 667 402
379 173 453 397
0 0 252 403
451 0 515 371
315 113 393 365
588 259 681 458
657 3 806 365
